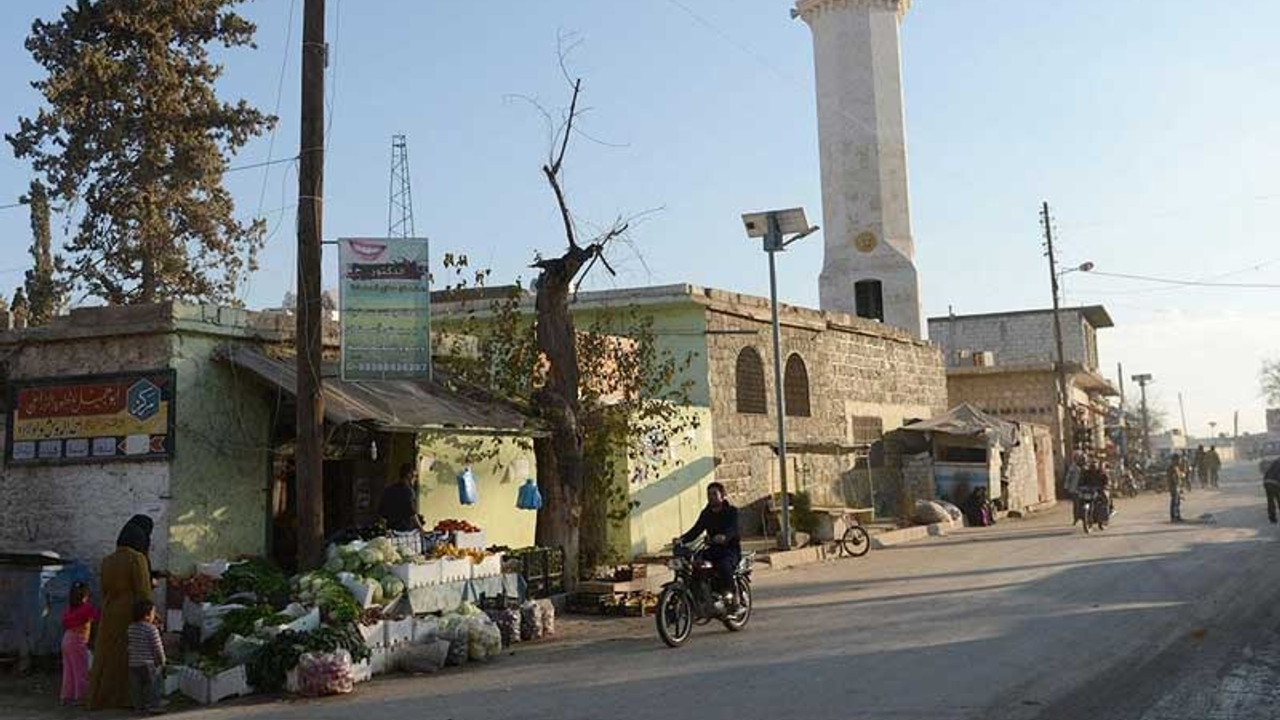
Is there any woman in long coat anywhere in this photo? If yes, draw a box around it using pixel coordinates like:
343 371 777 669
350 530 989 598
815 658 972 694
87 516 153 710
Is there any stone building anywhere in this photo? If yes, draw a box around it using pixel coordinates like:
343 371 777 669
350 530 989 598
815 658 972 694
927 306 1119 478
438 284 948 542
0 303 537 578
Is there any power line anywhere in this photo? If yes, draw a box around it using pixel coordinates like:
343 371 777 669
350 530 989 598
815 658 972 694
1082 269 1280 289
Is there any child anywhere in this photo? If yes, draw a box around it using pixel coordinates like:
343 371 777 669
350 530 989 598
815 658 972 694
126 599 166 713
60 582 100 705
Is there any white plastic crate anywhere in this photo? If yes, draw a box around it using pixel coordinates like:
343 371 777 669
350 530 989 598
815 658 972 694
470 554 502 580
411 615 439 643
179 665 251 705
453 531 486 550
357 620 386 648
351 659 372 684
384 617 415 646
391 560 442 589
440 557 471 583
165 609 184 633
369 647 395 676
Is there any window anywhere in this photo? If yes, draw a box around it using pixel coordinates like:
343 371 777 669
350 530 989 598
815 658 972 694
784 354 811 417
849 415 885 444
855 279 884 322
734 347 767 414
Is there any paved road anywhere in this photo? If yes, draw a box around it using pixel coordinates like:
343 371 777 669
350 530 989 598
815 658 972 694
10 464 1278 719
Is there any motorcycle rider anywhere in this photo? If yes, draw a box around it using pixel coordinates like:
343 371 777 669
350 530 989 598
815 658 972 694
675 482 741 608
1078 461 1110 526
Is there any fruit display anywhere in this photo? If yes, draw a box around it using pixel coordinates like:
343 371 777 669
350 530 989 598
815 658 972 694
434 519 481 534
172 573 218 604
428 543 489 565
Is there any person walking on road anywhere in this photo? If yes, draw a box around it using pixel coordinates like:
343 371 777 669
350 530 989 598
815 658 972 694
1065 452 1083 525
1207 447 1222 488
1264 458 1280 524
1194 446 1210 489
1168 454 1186 522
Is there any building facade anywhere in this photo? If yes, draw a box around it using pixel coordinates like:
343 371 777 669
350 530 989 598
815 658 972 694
927 306 1119 479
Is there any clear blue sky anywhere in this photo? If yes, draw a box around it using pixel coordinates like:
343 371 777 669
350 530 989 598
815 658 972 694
2 0 1278 432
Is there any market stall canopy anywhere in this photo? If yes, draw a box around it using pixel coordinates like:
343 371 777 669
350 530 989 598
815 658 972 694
218 345 537 435
900 403 1019 448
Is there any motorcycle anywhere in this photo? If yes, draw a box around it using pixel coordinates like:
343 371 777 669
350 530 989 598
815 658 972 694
1077 486 1110 533
1116 470 1141 498
656 540 753 647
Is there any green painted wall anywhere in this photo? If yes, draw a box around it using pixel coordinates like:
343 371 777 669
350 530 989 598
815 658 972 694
167 334 272 573
415 433 537 549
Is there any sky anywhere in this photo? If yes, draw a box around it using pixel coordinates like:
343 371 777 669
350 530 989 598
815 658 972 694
1 0 1278 433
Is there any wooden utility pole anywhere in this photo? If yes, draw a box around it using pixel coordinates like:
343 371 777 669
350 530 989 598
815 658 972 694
1042 201 1074 464
295 0 326 569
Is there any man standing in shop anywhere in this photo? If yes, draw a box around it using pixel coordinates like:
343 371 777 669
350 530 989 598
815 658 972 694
379 463 424 532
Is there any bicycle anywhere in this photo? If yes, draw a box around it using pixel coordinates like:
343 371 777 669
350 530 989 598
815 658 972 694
839 516 871 558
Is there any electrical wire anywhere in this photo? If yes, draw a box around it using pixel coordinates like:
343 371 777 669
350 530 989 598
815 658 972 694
1081 269 1280 289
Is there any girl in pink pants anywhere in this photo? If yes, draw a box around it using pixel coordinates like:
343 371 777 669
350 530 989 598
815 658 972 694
61 582 99 705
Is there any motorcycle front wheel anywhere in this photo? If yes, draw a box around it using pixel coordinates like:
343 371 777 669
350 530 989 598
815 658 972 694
723 577 753 632
1082 505 1092 534
656 586 694 648
841 525 871 557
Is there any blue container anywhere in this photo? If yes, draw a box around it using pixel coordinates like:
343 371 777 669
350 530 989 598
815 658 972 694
0 552 94 659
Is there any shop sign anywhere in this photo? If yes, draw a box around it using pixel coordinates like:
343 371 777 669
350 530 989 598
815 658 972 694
5 371 176 465
338 237 432 381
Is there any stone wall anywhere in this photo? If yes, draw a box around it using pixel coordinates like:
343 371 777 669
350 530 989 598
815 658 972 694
699 289 947 533
929 311 1096 371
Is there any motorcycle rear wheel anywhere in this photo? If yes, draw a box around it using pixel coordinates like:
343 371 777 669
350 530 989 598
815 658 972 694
723 577 752 632
656 586 694 648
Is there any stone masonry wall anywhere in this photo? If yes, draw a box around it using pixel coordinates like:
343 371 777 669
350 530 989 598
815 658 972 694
929 311 1094 371
700 290 947 533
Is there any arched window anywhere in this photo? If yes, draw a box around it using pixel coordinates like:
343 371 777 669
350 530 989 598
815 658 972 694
734 347 767 414
784 354 811 417
855 279 884 322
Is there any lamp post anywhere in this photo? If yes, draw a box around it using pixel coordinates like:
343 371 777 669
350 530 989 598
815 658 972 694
741 208 819 551
1131 373 1154 463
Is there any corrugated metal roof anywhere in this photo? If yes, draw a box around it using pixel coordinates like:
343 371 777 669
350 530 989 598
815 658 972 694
220 345 533 434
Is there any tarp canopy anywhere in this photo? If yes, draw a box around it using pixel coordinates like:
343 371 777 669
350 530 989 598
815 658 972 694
900 403 1019 449
219 345 535 435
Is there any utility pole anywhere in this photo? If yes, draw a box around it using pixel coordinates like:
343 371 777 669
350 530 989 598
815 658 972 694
1234 410 1239 439
1132 373 1153 463
295 0 326 569
1042 201 1074 465
1178 392 1190 439
1118 362 1128 468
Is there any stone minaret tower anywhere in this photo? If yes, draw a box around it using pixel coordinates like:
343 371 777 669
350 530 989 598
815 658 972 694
796 0 922 338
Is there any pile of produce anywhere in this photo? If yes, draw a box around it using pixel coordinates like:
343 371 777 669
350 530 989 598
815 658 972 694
429 543 489 564
172 574 218 604
319 537 407 605
296 650 356 697
484 607 521 647
246 625 370 691
434 519 480 534
439 603 502 663
292 571 361 624
209 559 291 606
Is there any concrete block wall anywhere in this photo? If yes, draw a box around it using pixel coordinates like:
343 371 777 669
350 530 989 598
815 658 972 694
929 311 1095 371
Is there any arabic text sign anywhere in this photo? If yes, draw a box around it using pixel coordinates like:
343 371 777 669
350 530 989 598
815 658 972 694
339 237 431 380
6 371 176 465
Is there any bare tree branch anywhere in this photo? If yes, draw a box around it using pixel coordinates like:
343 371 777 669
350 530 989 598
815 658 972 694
550 78 581 176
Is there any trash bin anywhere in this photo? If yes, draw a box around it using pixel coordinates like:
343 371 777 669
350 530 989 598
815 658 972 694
0 551 93 663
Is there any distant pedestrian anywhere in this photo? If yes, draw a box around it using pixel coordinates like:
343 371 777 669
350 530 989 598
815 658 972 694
1194 446 1209 489
1065 453 1083 525
1168 454 1186 522
60 582 99 706
1264 458 1280 525
1207 447 1222 488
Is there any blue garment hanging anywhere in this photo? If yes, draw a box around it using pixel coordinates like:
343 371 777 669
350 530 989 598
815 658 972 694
457 467 478 505
516 479 542 510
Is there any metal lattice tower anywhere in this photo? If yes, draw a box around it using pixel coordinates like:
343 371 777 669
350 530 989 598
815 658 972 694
388 134 415 237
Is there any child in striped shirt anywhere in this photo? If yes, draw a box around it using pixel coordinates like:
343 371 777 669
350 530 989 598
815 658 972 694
127 599 165 713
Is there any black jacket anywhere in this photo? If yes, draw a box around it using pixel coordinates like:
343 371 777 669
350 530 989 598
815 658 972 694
680 503 740 554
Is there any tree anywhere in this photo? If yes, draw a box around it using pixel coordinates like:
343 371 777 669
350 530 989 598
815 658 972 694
11 288 31 326
22 180 64 325
1261 359 1280 407
7 0 276 305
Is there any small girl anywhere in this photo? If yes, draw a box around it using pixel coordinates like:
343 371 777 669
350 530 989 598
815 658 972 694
61 581 100 705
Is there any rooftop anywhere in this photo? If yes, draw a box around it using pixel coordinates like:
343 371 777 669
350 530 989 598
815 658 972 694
926 305 1114 329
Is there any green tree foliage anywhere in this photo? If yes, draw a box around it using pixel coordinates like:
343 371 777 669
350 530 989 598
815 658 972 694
6 0 276 305
22 180 65 325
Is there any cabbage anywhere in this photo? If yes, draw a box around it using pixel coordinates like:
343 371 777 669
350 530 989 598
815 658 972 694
343 554 362 572
324 556 344 574
359 547 383 566
383 577 405 598
368 537 394 556
370 580 385 605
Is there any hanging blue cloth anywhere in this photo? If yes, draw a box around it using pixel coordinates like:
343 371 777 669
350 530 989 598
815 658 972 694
516 479 542 510
457 467 478 505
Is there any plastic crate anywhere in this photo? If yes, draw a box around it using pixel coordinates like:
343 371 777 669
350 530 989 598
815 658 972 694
515 547 565 599
470 554 502 580
357 620 386 648
391 560 442 589
180 665 250 705
453 531 487 550
384 617 415 646
440 558 471 583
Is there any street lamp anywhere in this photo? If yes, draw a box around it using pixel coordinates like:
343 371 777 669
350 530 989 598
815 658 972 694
741 207 819 551
1131 373 1154 463
1058 261 1095 277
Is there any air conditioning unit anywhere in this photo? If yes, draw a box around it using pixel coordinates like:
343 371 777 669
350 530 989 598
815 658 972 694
973 351 995 367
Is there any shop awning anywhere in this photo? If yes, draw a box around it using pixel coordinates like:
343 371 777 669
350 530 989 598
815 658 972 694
219 345 536 435
901 403 1019 448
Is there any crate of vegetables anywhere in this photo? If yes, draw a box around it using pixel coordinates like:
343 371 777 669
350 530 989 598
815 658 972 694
434 519 484 549
179 664 251 705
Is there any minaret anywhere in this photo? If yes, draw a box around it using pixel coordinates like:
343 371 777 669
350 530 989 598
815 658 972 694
795 0 922 337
